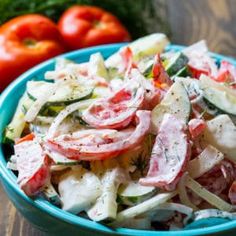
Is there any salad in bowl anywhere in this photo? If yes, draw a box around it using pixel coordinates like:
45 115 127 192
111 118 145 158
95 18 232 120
3 33 236 231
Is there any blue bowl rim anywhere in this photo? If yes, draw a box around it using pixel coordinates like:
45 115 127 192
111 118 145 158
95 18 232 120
0 43 236 236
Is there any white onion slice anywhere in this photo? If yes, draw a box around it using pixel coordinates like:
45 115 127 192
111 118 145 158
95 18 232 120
25 83 57 122
47 99 96 138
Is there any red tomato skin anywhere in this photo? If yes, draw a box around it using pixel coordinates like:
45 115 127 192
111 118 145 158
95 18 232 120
15 140 53 196
188 64 209 79
119 47 137 74
0 14 65 91
15 133 35 144
229 181 236 204
58 6 131 49
139 114 191 191
215 60 236 84
152 54 172 88
46 110 150 161
188 118 206 139
21 156 52 196
82 87 144 129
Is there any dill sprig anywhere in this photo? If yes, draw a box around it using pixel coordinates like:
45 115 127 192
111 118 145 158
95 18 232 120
131 155 148 176
131 134 154 176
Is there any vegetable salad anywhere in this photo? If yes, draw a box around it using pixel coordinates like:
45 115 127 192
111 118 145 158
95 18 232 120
4 33 236 230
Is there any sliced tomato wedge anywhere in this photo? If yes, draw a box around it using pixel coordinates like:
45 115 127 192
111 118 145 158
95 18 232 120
129 69 162 110
142 82 162 110
119 46 137 75
229 181 236 204
15 133 35 144
187 52 218 79
15 140 52 196
82 81 144 129
188 64 209 79
46 110 150 161
188 118 206 139
139 114 190 190
215 61 236 85
152 54 172 88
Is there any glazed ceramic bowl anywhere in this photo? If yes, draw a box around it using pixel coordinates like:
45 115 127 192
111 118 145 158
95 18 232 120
0 43 236 236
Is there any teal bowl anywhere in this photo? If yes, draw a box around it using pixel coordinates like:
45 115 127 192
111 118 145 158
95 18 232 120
1 44 236 236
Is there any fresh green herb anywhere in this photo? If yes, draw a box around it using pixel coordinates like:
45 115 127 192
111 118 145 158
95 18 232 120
131 134 154 175
0 0 170 39
131 154 148 176
156 137 169 162
27 92 37 101
21 104 27 114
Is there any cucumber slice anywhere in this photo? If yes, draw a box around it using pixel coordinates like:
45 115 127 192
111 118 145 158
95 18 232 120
175 77 200 96
47 150 80 166
88 52 109 80
118 181 157 206
187 145 224 179
4 92 33 142
110 191 177 225
58 167 101 214
105 33 169 68
27 81 93 106
43 183 61 206
200 75 236 115
141 53 189 79
176 77 221 116
39 105 64 117
27 81 52 100
151 81 190 133
175 66 191 77
165 52 189 76
201 114 236 163
129 33 170 62
87 167 121 222
139 57 154 78
92 86 112 98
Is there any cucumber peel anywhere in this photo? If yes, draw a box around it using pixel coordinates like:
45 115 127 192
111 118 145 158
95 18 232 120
4 92 33 142
200 75 236 115
165 52 189 76
27 81 93 106
118 181 157 206
151 81 190 133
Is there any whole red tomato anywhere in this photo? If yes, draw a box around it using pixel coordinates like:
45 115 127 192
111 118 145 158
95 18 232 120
0 14 65 91
58 6 131 50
